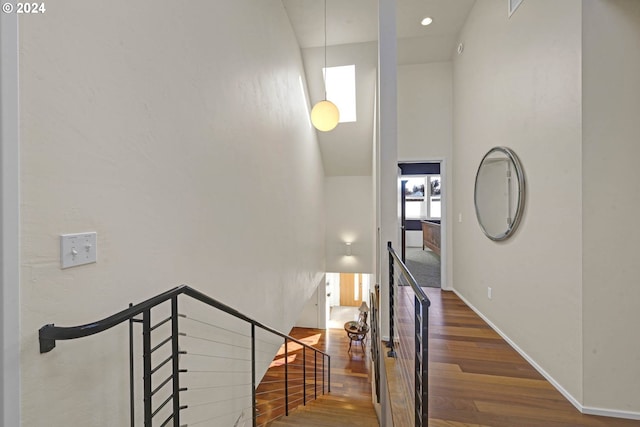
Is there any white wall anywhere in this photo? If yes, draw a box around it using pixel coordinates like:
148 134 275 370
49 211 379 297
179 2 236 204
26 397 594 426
19 1 325 425
398 62 452 161
296 278 327 329
1 8 20 427
582 0 640 416
453 0 584 403
302 41 378 177
398 62 452 287
324 176 374 273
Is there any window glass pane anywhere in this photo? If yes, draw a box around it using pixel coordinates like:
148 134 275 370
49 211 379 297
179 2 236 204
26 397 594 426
406 200 423 219
404 177 426 219
404 177 425 200
429 176 441 197
429 198 441 218
354 274 359 301
429 176 441 219
323 65 357 123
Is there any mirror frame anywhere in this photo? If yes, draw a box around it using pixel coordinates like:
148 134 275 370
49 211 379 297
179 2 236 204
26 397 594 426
474 146 526 241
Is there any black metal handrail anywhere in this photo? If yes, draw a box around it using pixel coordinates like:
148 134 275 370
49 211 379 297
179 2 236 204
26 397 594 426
387 242 430 427
39 285 326 355
39 284 331 426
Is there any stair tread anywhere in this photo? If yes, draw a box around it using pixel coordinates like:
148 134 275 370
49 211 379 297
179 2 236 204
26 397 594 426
268 394 379 426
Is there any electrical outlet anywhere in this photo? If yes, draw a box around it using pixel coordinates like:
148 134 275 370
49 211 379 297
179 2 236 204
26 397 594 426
488 287 492 300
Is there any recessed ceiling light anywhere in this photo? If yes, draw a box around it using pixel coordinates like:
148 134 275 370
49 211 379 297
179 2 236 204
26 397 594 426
421 17 433 26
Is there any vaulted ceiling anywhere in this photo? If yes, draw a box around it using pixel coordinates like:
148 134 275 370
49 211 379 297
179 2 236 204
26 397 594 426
282 0 476 176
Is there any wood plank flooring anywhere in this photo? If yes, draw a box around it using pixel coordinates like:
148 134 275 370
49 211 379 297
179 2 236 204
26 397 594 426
259 326 378 426
399 287 640 427
264 288 640 426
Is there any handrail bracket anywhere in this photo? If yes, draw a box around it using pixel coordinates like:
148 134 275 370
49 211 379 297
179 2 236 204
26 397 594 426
39 324 56 353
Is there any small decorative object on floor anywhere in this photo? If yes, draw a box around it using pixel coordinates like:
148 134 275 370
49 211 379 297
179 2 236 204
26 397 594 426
345 306 369 352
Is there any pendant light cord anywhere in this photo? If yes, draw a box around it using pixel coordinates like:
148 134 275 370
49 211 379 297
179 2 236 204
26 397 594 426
323 0 328 100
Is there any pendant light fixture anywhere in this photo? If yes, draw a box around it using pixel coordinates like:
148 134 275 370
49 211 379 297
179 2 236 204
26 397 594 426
310 0 339 132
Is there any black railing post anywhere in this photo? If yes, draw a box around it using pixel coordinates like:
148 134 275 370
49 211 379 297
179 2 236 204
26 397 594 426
371 290 381 403
38 284 333 425
387 241 397 357
129 303 135 427
142 309 152 427
303 347 307 405
171 296 180 426
327 355 331 393
414 296 420 426
322 353 325 395
314 351 317 399
419 299 430 426
251 324 257 427
284 338 289 416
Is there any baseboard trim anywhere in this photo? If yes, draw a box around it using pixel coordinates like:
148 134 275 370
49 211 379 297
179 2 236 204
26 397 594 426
452 289 640 421
582 406 640 421
451 290 583 410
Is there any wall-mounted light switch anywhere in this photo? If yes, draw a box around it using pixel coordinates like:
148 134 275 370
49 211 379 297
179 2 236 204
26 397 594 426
488 287 493 300
61 232 97 269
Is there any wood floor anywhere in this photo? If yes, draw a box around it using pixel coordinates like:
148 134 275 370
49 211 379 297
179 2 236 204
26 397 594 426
258 326 378 426
262 288 640 426
402 287 640 427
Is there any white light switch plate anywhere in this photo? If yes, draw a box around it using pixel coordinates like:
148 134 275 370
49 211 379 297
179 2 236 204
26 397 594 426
61 232 97 269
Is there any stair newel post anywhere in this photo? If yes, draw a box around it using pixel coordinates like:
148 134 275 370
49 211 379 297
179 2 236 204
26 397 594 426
251 324 257 427
142 309 152 427
284 337 289 416
314 351 317 399
302 346 307 405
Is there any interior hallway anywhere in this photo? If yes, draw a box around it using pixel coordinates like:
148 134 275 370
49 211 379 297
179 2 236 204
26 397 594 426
396 287 640 426
281 286 640 426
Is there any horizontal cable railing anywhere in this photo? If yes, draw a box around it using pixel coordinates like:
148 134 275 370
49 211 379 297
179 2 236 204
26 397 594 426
387 242 431 427
39 285 330 426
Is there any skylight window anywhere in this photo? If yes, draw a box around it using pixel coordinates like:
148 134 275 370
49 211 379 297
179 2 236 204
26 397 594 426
323 65 357 123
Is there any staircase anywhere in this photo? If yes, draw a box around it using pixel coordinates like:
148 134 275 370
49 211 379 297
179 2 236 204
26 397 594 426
268 393 378 426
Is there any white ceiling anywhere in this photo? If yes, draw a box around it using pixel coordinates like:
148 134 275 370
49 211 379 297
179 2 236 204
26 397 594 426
282 0 476 176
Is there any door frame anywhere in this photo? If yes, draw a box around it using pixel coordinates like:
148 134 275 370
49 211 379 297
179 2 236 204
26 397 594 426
398 159 448 290
1 8 21 426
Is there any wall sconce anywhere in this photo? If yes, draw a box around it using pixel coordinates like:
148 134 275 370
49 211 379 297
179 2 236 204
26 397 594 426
345 242 352 256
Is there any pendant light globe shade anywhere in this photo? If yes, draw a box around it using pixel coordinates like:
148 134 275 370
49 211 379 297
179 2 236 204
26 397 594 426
311 100 340 132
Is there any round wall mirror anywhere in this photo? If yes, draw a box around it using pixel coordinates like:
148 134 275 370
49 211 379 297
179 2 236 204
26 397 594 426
474 146 525 241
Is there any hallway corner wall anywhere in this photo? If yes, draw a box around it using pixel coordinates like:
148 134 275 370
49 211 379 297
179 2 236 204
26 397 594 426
582 0 640 416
